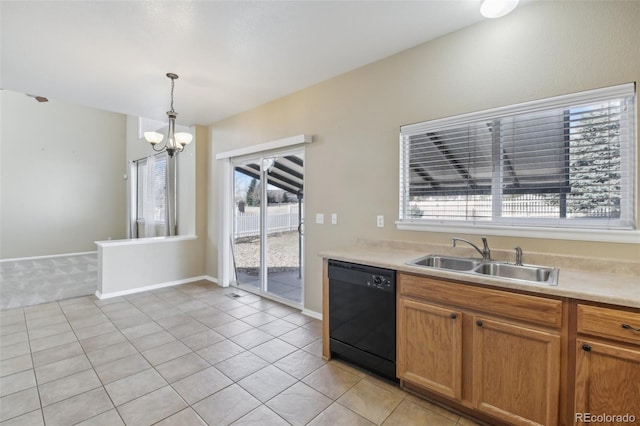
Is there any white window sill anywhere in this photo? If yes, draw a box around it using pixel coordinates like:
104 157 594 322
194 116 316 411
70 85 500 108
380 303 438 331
396 221 640 244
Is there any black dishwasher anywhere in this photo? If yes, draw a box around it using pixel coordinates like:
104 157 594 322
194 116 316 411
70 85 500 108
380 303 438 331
328 259 397 381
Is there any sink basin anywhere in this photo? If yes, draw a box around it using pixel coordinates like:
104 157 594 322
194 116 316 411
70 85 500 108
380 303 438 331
407 255 479 271
473 262 558 284
406 254 559 285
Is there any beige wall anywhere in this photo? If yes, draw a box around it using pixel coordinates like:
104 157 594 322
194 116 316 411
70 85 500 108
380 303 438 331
0 90 127 258
208 1 640 314
196 125 209 270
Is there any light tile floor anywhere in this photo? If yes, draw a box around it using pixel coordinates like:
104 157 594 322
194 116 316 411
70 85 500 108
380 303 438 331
235 270 302 305
0 281 480 425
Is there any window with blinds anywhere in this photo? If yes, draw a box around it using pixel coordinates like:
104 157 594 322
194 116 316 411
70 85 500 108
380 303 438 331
134 153 168 237
400 83 636 230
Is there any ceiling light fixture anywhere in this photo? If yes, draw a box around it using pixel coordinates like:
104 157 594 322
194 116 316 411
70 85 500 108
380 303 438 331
480 0 519 18
144 73 193 157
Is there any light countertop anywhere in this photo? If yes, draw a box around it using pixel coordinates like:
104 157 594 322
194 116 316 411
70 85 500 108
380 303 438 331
320 239 640 309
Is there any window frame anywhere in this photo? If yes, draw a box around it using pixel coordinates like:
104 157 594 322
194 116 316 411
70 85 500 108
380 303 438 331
398 83 639 244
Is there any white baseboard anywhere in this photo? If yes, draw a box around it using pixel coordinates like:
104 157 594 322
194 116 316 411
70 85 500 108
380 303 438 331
96 275 218 300
202 275 218 284
302 308 322 321
94 276 320 322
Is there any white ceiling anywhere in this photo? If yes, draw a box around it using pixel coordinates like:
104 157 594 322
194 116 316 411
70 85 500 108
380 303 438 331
1 1 488 126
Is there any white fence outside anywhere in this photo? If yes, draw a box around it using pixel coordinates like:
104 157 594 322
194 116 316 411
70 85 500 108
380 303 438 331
411 194 616 219
235 205 300 238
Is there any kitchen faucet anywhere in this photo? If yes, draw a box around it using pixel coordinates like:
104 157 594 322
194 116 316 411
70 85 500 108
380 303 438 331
452 237 491 261
514 246 523 266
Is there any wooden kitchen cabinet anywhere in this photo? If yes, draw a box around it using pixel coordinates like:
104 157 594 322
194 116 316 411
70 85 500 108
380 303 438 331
397 298 462 399
473 316 560 426
398 273 564 426
573 304 640 424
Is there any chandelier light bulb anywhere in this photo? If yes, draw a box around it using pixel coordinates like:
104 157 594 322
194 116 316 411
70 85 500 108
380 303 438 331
144 131 163 144
175 132 193 146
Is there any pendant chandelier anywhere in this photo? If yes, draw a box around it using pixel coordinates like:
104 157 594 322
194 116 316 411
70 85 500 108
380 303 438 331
144 73 193 157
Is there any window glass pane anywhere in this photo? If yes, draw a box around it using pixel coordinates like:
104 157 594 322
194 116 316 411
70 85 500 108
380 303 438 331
498 109 568 219
566 101 622 219
409 194 492 221
404 122 494 221
153 157 167 223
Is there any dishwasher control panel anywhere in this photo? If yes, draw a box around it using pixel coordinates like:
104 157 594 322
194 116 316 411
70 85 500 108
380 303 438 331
328 259 396 294
368 274 393 290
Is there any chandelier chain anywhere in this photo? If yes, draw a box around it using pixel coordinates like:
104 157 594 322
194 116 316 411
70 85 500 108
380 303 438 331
170 77 175 112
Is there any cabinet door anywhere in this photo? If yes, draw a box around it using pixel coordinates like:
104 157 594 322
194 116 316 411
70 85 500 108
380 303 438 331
397 298 462 399
575 339 640 424
473 317 560 426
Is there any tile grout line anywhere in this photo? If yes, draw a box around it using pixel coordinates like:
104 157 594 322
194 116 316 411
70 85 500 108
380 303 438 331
24 304 47 426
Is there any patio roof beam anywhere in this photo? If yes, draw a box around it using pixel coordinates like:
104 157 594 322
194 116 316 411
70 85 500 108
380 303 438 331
426 132 477 189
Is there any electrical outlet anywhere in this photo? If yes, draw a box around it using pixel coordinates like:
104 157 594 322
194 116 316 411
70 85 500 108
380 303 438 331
316 213 324 224
331 213 338 225
377 215 384 228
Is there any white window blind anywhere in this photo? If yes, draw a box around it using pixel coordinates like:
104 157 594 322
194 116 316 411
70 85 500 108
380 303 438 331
134 153 168 237
400 83 636 230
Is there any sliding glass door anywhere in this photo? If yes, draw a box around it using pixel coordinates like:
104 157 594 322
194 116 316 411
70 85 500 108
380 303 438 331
231 149 304 306
232 157 262 292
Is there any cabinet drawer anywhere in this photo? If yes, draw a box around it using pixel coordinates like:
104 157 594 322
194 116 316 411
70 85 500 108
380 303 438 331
577 304 640 345
399 273 563 328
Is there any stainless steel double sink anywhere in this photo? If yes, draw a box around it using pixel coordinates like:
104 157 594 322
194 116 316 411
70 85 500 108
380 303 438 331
406 254 559 285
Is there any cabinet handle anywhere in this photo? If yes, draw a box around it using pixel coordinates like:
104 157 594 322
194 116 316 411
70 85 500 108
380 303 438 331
476 320 483 327
622 323 640 332
450 313 457 319
582 344 592 352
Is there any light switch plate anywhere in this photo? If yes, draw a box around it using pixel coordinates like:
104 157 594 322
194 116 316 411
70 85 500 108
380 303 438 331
331 213 338 225
316 213 324 224
377 215 384 227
